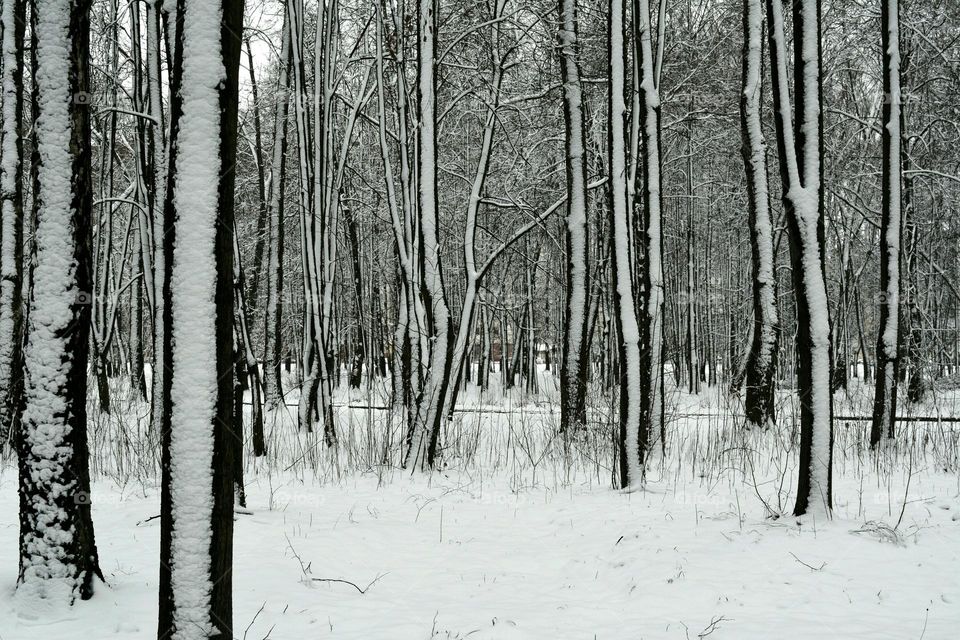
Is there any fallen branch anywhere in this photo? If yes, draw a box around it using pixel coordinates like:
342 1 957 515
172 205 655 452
310 573 388 595
789 551 826 571
286 533 387 595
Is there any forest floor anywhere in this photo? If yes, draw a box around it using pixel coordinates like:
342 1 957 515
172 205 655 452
1 373 959 639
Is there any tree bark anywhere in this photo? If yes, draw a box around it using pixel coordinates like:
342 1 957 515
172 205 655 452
157 0 243 634
740 0 778 427
766 0 833 517
870 0 902 447
404 0 453 471
558 0 590 436
609 0 645 488
633 0 666 462
18 0 103 602
0 0 26 443
262 9 291 425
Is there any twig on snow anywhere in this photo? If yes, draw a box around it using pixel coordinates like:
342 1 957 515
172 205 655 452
310 573 388 595
789 551 826 571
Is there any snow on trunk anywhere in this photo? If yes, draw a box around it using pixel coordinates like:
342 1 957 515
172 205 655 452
558 0 591 436
634 0 666 462
374 2 420 408
18 0 101 603
148 0 168 439
405 0 453 471
0 0 25 440
158 0 241 634
740 0 778 427
870 0 902 447
766 0 833 517
609 0 644 488
263 14 291 416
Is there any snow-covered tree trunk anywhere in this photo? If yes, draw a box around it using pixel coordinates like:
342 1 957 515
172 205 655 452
344 201 366 389
147 0 168 439
262 13 291 420
609 0 644 488
157 0 243 634
766 0 833 517
740 0 778 428
17 0 102 603
633 0 666 461
404 0 453 471
558 0 591 436
312 0 339 445
287 0 318 434
245 36 268 309
0 0 26 442
684 136 699 394
129 2 151 401
374 1 427 422
870 0 902 447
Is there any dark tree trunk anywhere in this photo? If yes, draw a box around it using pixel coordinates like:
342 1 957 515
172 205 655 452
344 201 366 389
158 0 243 635
870 0 902 447
232 332 247 508
245 36 268 307
740 0 778 427
766 0 833 517
18 0 103 601
0 0 26 444
557 0 590 436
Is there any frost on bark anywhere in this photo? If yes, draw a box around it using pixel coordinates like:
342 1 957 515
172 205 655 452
157 0 243 635
870 0 902 448
766 0 833 517
0 0 26 442
17 0 102 603
404 0 453 471
558 0 591 437
740 0 778 428
633 0 666 462
609 0 644 488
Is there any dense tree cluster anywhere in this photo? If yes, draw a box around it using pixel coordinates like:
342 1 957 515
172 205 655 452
0 0 957 634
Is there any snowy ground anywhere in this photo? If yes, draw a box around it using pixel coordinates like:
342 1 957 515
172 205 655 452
1 373 959 639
